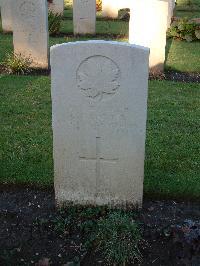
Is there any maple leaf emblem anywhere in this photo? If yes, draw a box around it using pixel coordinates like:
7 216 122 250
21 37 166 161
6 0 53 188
77 56 120 101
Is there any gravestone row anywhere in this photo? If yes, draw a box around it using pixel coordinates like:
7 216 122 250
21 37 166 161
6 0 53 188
102 0 175 23
0 0 176 34
0 0 176 71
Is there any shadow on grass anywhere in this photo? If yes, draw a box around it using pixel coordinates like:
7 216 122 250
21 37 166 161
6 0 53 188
165 38 173 70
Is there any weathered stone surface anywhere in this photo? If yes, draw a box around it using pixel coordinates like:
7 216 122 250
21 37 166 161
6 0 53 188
73 0 96 35
129 0 168 72
167 0 175 28
102 0 131 19
48 0 64 14
12 0 49 69
1 0 12 32
51 40 149 208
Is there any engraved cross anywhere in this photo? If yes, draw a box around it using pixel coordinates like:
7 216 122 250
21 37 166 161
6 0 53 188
79 137 118 184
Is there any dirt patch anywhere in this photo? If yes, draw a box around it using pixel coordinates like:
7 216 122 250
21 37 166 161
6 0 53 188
149 70 200 83
0 187 199 265
165 71 200 83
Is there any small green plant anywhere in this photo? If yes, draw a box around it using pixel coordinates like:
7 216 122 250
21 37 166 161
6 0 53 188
48 11 62 35
167 18 200 42
94 212 142 265
2 52 32 74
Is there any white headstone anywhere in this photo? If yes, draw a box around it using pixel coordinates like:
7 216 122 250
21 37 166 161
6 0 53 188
51 40 149 208
12 0 49 69
1 0 12 32
167 0 175 28
102 0 131 19
48 0 64 15
129 0 168 72
73 0 96 35
172 0 176 10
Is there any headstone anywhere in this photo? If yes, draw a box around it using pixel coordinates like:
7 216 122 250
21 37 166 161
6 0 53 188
102 0 131 19
167 0 174 28
73 0 96 35
1 0 12 32
48 0 64 15
102 0 119 18
12 0 49 69
51 40 149 208
129 0 168 72
172 0 176 10
166 0 172 29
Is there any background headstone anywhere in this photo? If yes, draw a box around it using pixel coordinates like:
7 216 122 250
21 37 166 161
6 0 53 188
73 0 96 35
129 0 168 72
102 0 119 18
167 0 175 28
12 0 49 69
102 0 131 19
51 40 149 208
48 0 64 14
1 0 12 32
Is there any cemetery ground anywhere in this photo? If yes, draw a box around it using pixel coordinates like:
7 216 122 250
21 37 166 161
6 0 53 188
0 0 200 265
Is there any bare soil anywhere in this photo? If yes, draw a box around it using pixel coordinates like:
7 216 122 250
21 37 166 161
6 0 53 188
0 187 199 266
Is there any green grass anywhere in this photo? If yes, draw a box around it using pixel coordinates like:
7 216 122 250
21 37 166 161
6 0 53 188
0 76 199 199
175 0 200 17
1 3 200 72
0 34 13 62
0 34 199 74
175 10 200 18
1 33 199 73
167 0 200 72
0 76 53 186
60 19 128 36
0 0 199 199
165 39 200 72
176 0 200 10
145 80 200 200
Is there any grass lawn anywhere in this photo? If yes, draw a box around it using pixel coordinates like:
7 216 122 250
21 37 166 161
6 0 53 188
175 10 200 18
176 0 200 10
1 1 200 72
0 0 199 200
165 39 200 72
175 0 200 18
0 75 199 200
60 19 128 36
0 34 200 73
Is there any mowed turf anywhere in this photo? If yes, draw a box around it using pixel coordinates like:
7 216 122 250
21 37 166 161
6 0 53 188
1 0 200 72
0 75 199 200
0 0 200 199
0 31 200 73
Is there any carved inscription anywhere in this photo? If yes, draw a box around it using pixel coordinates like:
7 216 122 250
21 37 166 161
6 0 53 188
80 0 89 3
77 56 120 101
19 1 37 28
